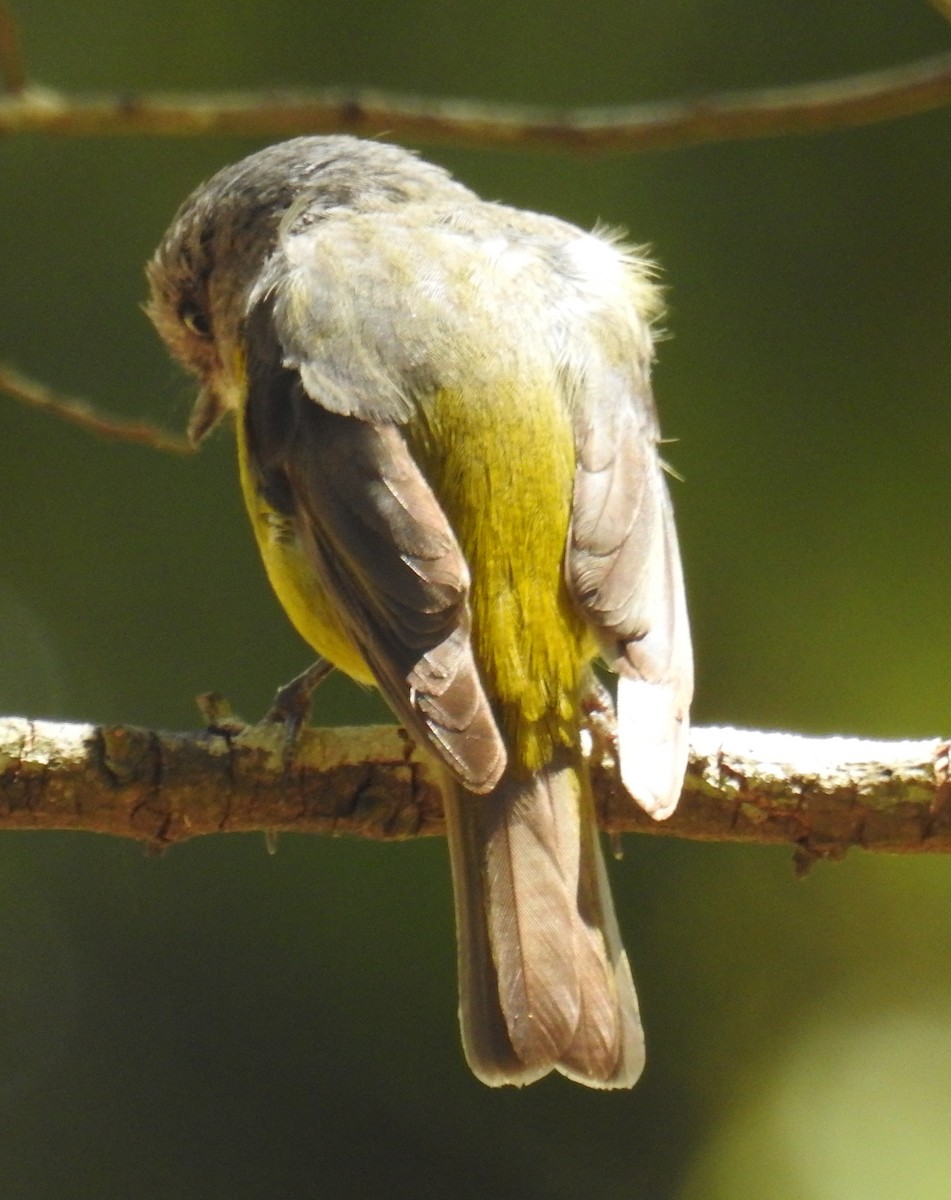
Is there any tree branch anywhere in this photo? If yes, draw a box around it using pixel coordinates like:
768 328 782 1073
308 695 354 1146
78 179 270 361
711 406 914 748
1 716 947 867
1 51 950 153
0 364 193 453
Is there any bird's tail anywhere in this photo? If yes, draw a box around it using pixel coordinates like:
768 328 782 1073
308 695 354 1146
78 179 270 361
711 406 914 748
443 747 644 1088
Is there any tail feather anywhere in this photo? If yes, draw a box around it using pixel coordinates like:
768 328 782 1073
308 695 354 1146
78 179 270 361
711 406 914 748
443 749 644 1089
483 767 582 1068
560 792 644 1086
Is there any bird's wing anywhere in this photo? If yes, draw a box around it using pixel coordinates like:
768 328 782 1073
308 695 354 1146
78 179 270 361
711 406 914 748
566 361 693 819
242 298 506 794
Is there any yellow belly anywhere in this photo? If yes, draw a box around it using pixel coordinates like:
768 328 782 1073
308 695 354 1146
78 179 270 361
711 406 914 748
236 415 375 685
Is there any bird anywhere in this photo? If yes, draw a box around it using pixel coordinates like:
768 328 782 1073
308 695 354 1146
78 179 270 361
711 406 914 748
146 136 692 1088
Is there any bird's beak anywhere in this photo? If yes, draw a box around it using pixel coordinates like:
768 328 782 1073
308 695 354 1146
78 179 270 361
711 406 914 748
188 385 230 445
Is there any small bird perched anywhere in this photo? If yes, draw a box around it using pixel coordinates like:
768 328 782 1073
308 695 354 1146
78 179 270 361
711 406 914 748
147 136 692 1089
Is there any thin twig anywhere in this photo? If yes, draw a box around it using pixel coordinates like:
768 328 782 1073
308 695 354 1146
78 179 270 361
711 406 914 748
0 51 950 152
0 364 193 453
0 4 24 96
0 717 947 865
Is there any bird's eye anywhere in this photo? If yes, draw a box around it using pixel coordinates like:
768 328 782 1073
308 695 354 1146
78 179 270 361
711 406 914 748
178 301 212 338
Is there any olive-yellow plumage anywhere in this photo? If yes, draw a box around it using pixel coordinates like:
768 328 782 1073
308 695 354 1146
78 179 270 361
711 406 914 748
235 373 376 686
407 383 590 774
146 136 693 1088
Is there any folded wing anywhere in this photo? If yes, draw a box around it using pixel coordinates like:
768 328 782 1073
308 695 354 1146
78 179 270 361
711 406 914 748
242 300 506 794
566 364 693 819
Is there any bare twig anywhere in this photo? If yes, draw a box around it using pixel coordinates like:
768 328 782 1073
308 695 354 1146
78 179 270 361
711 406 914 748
0 364 193 453
0 51 949 153
1 717 947 863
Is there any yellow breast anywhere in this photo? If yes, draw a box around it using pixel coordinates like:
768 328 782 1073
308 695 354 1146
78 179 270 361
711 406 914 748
235 412 376 685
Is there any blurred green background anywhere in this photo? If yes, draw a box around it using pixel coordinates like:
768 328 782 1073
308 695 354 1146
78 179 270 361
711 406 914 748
1 2 950 1197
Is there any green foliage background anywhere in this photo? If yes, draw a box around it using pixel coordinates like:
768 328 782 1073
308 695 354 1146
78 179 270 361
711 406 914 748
1 3 950 1196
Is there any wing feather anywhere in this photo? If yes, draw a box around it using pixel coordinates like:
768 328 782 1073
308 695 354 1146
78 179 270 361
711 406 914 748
243 301 506 792
567 376 693 819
